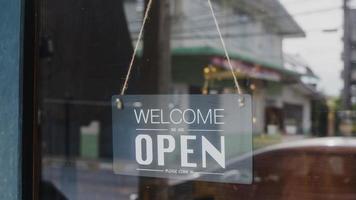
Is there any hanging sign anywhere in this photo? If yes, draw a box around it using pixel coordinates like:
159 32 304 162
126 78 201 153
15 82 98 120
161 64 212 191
112 94 253 184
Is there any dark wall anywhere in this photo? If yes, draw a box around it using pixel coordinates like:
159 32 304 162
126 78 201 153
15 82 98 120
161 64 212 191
39 0 133 158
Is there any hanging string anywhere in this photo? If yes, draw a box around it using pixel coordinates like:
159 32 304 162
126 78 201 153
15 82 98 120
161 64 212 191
120 0 243 96
121 0 154 95
207 0 242 95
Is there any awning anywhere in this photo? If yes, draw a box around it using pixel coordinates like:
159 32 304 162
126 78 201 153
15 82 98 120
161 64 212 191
173 46 301 82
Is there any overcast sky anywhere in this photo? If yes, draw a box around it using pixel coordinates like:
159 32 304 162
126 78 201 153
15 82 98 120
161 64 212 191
280 0 344 96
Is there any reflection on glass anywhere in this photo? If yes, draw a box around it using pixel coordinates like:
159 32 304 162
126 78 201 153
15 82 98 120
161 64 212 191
38 0 356 199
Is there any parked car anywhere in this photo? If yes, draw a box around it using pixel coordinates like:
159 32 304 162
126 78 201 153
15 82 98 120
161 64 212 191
171 137 356 200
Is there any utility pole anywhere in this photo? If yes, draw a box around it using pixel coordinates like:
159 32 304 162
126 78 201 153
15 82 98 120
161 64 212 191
140 0 171 94
139 0 171 199
343 0 352 109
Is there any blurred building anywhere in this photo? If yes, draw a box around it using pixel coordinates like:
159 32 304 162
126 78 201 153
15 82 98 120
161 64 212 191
125 0 323 135
351 10 356 97
283 54 326 136
348 9 356 104
340 6 356 136
342 7 356 108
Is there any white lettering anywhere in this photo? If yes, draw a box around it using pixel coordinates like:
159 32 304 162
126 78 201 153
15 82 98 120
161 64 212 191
134 109 225 125
169 108 183 124
183 109 196 124
181 135 197 168
214 109 225 125
160 109 170 124
157 135 175 166
202 136 225 168
197 109 212 124
150 109 160 124
134 109 149 124
134 135 226 169
135 135 153 165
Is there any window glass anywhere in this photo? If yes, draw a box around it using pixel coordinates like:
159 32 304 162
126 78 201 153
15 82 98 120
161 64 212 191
38 0 356 199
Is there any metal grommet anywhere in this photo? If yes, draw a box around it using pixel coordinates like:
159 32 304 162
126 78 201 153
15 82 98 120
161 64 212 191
116 98 124 110
238 96 245 108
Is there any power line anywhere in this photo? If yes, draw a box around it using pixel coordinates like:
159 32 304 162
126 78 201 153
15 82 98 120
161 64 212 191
127 1 342 46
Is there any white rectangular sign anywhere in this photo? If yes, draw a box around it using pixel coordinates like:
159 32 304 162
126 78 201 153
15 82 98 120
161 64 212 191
112 94 253 184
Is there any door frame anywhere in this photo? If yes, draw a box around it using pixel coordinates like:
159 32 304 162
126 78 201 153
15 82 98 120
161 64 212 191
22 0 40 199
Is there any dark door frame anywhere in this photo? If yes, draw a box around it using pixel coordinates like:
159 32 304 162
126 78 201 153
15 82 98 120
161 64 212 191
22 0 40 199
